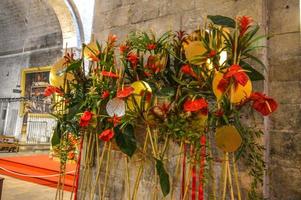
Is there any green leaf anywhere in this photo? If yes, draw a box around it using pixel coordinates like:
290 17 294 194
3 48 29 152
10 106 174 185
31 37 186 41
114 124 137 157
156 159 170 196
65 59 82 73
51 123 61 146
159 87 175 97
208 15 236 28
240 61 265 81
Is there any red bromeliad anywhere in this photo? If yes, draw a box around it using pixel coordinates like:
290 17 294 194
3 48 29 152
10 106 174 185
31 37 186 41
181 64 197 78
183 98 208 114
44 85 62 97
101 90 110 99
98 129 115 142
119 44 129 54
117 86 134 98
101 70 119 78
217 64 249 92
237 16 253 36
79 111 93 127
250 92 278 116
147 43 156 50
127 52 139 68
108 114 122 127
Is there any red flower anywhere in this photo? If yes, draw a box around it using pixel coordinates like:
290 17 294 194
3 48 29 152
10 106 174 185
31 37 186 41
200 135 206 146
250 92 278 116
119 44 129 54
181 64 197 78
127 53 139 68
101 70 119 78
67 151 75 160
101 90 110 99
183 98 208 114
237 16 253 36
147 43 156 50
117 86 134 98
108 114 122 126
44 85 62 97
217 64 248 92
214 109 224 117
98 129 115 142
79 111 93 127
145 55 162 74
208 50 217 58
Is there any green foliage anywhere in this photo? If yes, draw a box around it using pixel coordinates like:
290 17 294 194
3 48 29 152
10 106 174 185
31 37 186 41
208 15 236 28
155 159 170 196
114 124 137 157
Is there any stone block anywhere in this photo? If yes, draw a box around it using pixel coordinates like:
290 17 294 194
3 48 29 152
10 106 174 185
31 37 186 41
269 55 301 81
105 5 131 28
269 104 301 131
129 0 159 24
159 0 195 17
94 0 122 13
269 81 301 104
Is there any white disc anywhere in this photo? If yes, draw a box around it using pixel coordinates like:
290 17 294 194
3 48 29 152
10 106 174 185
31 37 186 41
106 97 126 117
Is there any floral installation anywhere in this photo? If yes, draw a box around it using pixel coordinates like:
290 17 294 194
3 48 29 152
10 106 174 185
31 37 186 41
47 15 277 200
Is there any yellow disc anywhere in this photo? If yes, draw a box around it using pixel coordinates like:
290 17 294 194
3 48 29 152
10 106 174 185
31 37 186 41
215 125 242 152
127 81 152 111
49 58 74 88
212 71 252 104
83 42 100 60
183 41 207 65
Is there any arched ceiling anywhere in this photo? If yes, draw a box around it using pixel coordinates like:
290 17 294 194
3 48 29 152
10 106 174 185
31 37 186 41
0 0 63 56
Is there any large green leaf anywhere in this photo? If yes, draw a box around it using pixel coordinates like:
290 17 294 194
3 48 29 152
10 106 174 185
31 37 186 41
207 15 236 28
51 123 61 146
114 124 137 157
240 61 265 81
65 59 82 73
159 87 176 97
156 159 170 197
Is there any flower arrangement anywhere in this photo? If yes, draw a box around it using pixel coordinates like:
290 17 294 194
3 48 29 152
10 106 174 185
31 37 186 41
47 15 277 200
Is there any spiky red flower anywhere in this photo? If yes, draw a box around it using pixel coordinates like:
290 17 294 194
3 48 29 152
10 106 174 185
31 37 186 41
217 64 249 92
181 64 197 78
101 70 119 78
108 114 122 126
98 129 115 142
119 44 129 54
147 43 156 50
183 98 208 114
108 34 117 44
208 50 217 58
237 16 253 36
101 90 110 99
117 86 134 98
44 85 62 97
249 92 278 116
127 52 139 68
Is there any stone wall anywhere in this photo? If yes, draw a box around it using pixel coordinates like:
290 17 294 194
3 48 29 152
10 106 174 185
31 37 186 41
267 0 301 199
91 0 301 199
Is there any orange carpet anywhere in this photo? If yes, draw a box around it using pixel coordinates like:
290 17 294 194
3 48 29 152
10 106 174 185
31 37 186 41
0 155 76 191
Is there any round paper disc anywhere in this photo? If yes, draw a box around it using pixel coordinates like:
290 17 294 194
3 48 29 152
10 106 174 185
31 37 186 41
50 58 74 87
183 41 206 65
83 42 100 60
215 125 242 152
106 98 126 117
127 81 152 111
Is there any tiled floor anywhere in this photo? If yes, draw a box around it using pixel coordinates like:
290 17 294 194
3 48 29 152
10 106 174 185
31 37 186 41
1 175 72 200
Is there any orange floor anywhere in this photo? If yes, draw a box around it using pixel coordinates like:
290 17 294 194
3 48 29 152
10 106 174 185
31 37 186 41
0 155 76 191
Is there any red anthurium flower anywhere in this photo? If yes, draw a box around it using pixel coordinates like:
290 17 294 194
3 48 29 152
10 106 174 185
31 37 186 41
98 129 115 142
119 44 129 54
101 90 110 99
217 64 248 92
147 43 156 50
250 92 278 116
117 86 134 98
183 98 208 113
208 50 217 58
181 64 197 78
108 114 122 126
237 16 253 36
79 111 93 127
101 70 119 78
127 52 139 68
44 85 62 97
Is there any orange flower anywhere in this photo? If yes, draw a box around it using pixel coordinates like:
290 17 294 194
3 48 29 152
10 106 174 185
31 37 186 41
117 86 134 98
181 64 197 78
250 92 278 116
79 111 93 127
99 129 115 142
217 65 248 92
67 151 75 160
147 43 156 50
237 16 253 36
108 34 117 44
119 44 129 54
183 98 208 114
87 53 100 62
44 85 62 97
101 70 119 78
